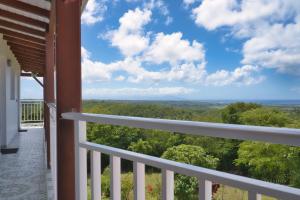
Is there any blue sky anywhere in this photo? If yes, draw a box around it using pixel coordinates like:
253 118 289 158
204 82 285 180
21 0 300 100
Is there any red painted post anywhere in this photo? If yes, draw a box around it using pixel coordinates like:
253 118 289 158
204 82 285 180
56 0 82 199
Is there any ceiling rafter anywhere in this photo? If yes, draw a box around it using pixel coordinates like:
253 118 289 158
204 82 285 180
0 27 45 44
0 0 50 18
0 8 48 29
0 18 45 37
3 35 45 50
7 41 45 52
9 44 45 55
10 50 45 60
16 55 45 64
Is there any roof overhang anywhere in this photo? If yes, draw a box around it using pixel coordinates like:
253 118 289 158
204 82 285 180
0 0 50 76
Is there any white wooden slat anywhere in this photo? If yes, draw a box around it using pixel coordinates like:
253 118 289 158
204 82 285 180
110 155 121 200
133 161 145 200
198 179 212 200
162 169 174 200
91 151 101 200
80 141 300 200
248 191 262 200
74 120 87 200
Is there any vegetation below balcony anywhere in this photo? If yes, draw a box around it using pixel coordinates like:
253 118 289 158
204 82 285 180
83 100 300 199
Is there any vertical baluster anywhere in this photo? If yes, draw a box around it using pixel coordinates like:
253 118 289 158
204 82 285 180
248 191 262 200
31 103 33 122
162 169 174 200
110 155 121 200
134 161 145 200
34 103 36 121
40 102 43 121
38 102 40 121
198 179 212 200
24 103 26 122
91 151 101 200
22 103 24 122
36 103 38 121
74 121 87 200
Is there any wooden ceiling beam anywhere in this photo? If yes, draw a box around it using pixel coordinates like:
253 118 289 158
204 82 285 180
3 35 45 50
0 27 45 44
15 54 44 62
14 55 45 63
16 56 45 64
18 62 44 70
0 0 50 18
9 45 45 55
12 50 46 60
19 62 44 70
0 18 45 37
10 46 45 55
0 8 48 29
7 41 45 52
22 65 43 72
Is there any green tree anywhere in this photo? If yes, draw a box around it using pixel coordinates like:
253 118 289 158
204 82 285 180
128 139 154 155
162 144 218 199
87 124 143 149
240 107 289 127
235 107 300 187
221 102 261 124
235 142 299 185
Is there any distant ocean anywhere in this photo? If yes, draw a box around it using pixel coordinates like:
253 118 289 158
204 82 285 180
94 99 300 107
198 100 300 106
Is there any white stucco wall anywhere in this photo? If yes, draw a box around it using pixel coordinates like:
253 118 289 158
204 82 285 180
0 34 21 147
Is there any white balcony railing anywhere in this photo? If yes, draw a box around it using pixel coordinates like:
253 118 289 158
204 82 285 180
62 112 300 200
21 100 44 123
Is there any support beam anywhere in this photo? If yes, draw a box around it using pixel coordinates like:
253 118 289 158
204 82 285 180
0 18 45 37
0 27 45 44
22 68 43 75
4 35 45 50
32 74 44 87
56 0 82 200
21 72 43 77
0 0 50 18
0 8 48 29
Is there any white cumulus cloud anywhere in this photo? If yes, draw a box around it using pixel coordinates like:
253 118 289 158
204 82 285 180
105 8 152 57
81 0 107 25
84 87 193 98
188 0 300 76
143 32 205 65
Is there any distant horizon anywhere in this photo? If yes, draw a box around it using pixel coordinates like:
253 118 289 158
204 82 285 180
21 98 300 101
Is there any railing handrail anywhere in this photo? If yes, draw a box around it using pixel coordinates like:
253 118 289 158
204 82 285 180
81 141 300 199
20 99 44 102
62 112 300 147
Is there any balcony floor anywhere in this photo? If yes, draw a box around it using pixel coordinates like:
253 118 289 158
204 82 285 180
0 128 47 200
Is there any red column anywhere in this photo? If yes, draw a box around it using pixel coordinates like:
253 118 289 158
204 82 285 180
56 0 82 199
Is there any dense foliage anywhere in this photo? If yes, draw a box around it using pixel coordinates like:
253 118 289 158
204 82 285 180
83 100 300 198
162 144 218 199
